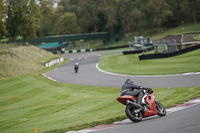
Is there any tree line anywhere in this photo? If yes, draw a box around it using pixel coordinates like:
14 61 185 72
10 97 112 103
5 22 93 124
0 0 200 42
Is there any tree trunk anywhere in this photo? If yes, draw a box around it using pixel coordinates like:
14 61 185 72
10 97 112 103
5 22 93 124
194 11 197 26
94 26 97 32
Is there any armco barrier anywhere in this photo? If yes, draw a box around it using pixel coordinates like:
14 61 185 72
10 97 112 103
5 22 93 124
64 48 93 53
95 45 129 51
123 46 154 55
139 45 200 60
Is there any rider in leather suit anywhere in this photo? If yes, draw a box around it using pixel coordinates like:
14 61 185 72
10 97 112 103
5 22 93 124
120 79 150 106
74 62 79 73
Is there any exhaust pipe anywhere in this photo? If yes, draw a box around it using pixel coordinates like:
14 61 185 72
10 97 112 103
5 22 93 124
127 100 144 109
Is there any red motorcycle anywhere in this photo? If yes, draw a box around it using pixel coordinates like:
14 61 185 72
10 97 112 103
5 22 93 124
117 88 166 122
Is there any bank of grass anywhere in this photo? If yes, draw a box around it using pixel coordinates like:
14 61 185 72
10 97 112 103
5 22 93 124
0 44 60 79
98 48 200 75
0 70 200 133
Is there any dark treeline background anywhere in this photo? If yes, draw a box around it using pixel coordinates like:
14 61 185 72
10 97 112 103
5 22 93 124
0 0 200 42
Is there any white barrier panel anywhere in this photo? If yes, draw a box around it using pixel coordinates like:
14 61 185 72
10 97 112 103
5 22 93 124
45 57 64 68
81 49 86 52
60 57 64 62
72 50 77 53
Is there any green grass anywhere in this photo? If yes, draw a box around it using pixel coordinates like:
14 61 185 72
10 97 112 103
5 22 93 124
0 44 60 79
0 70 200 133
0 74 123 133
153 87 200 107
98 49 200 75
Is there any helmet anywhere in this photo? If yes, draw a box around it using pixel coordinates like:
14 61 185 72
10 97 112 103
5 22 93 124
75 62 79 65
125 79 133 84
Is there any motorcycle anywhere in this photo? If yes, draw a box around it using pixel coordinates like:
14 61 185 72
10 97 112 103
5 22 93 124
117 88 166 122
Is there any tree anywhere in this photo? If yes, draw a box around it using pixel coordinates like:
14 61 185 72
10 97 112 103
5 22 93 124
38 0 55 36
53 12 80 35
5 0 41 42
103 0 118 32
0 0 7 38
187 0 200 26
59 0 79 13
129 8 145 35
77 0 100 32
20 0 41 41
116 0 135 34
146 0 173 32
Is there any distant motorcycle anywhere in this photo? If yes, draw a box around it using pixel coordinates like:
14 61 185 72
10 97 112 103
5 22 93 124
74 63 79 73
117 88 166 122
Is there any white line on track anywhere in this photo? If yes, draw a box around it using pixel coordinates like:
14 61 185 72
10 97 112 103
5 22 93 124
96 63 200 77
42 73 57 82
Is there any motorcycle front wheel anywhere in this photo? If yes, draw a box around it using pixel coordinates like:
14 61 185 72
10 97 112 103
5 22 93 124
155 101 166 116
125 105 142 122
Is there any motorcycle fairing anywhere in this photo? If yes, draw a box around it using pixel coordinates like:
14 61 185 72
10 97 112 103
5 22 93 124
117 95 137 105
143 93 158 117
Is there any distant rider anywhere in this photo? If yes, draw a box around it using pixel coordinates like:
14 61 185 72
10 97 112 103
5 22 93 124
120 79 151 106
74 62 79 73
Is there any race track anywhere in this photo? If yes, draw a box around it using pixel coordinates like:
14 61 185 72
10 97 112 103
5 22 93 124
44 51 200 88
91 103 200 133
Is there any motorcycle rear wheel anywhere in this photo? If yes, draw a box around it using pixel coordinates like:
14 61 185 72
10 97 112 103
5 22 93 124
156 101 166 116
125 105 142 122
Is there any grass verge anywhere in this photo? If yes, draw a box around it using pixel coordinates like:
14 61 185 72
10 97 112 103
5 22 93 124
98 49 200 75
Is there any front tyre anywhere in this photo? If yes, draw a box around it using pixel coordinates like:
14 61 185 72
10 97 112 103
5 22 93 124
125 105 143 122
156 101 166 116
75 69 78 73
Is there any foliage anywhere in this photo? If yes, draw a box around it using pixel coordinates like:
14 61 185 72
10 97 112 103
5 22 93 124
38 0 55 36
53 12 80 35
57 0 199 35
4 0 41 42
0 0 7 38
20 0 41 41
1 0 200 42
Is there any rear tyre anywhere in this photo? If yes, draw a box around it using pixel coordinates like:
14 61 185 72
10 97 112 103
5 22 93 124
156 101 166 116
125 105 143 122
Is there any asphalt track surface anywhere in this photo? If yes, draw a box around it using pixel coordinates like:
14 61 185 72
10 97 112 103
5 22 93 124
91 104 200 133
44 51 200 88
